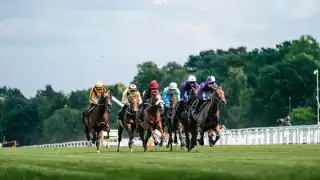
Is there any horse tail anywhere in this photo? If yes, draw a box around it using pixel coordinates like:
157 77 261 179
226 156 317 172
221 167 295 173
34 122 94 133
81 111 86 124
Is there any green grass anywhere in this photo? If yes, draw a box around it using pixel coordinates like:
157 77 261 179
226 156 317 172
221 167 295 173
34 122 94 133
1 145 320 180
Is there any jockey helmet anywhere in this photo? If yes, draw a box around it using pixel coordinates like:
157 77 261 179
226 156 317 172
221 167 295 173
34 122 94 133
169 82 178 89
128 84 137 90
207 76 215 83
95 81 104 91
188 75 196 82
128 84 137 93
149 80 158 89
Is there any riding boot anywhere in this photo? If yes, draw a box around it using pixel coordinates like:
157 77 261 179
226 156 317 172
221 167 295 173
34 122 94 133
117 105 126 120
86 103 95 117
122 105 128 119
117 108 122 120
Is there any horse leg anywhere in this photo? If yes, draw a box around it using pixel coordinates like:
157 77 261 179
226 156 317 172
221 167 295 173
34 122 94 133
96 131 102 153
82 112 91 141
208 128 215 147
185 127 191 152
138 125 146 151
117 124 124 152
105 129 110 149
157 119 166 147
129 124 136 152
173 121 178 144
212 124 221 146
91 130 96 145
127 122 134 152
178 122 184 150
198 124 205 146
151 130 158 146
166 118 173 150
190 123 197 150
144 129 152 152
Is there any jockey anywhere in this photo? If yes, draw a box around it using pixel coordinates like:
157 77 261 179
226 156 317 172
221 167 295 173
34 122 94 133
180 75 199 102
142 80 159 107
117 84 142 120
139 80 160 122
85 81 105 117
162 82 181 113
194 76 218 113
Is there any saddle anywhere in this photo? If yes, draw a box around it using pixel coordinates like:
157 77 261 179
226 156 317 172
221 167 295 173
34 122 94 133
193 99 210 112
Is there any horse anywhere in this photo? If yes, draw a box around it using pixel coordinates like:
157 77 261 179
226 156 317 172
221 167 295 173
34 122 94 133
277 116 292 126
177 87 199 152
188 87 226 152
166 94 184 151
137 92 165 152
81 90 112 153
117 96 139 152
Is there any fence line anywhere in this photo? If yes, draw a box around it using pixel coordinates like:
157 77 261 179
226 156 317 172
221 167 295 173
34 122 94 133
20 125 320 148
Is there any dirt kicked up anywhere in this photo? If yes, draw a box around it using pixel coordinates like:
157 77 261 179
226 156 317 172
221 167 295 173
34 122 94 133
0 144 319 180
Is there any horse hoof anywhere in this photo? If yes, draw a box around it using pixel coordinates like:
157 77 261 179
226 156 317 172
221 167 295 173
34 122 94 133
144 149 147 152
97 150 100 153
166 144 170 148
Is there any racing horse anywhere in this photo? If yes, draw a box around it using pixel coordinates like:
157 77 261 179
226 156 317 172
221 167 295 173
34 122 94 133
137 92 165 152
188 87 226 152
81 90 112 153
117 96 139 152
177 87 199 152
166 94 184 151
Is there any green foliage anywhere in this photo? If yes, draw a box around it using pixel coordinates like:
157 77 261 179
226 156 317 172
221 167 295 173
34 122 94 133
289 107 317 125
0 35 319 145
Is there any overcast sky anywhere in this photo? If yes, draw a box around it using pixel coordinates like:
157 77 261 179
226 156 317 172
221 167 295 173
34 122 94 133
0 0 319 97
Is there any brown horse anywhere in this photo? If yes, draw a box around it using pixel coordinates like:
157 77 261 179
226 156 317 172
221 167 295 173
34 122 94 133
117 96 139 152
137 93 165 152
166 94 183 151
188 87 226 152
81 90 112 153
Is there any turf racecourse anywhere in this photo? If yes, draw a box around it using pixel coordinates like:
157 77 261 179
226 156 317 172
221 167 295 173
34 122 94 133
1 145 320 180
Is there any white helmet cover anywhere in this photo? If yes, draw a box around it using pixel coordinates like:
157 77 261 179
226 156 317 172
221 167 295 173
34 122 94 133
188 75 196 82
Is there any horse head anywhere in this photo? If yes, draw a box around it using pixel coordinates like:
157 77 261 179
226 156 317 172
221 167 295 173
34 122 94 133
213 87 226 105
169 94 177 109
190 86 198 102
97 90 112 110
128 96 139 114
150 92 164 113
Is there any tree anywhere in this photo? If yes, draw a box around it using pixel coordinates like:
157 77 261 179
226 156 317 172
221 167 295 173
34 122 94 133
1 34 320 145
290 107 316 125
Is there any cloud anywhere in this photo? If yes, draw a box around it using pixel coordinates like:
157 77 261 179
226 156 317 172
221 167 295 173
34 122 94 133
0 0 319 97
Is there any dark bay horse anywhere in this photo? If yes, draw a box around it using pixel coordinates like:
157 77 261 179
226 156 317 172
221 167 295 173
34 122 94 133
188 87 226 152
117 96 139 152
137 93 165 152
166 94 184 151
178 87 199 152
81 90 112 153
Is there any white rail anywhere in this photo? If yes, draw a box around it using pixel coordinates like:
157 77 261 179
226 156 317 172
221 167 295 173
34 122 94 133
21 125 320 148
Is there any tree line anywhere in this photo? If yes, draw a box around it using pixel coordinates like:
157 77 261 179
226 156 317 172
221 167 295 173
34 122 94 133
1 35 319 146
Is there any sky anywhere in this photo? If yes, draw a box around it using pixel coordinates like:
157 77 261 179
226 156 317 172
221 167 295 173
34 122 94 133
0 0 320 97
